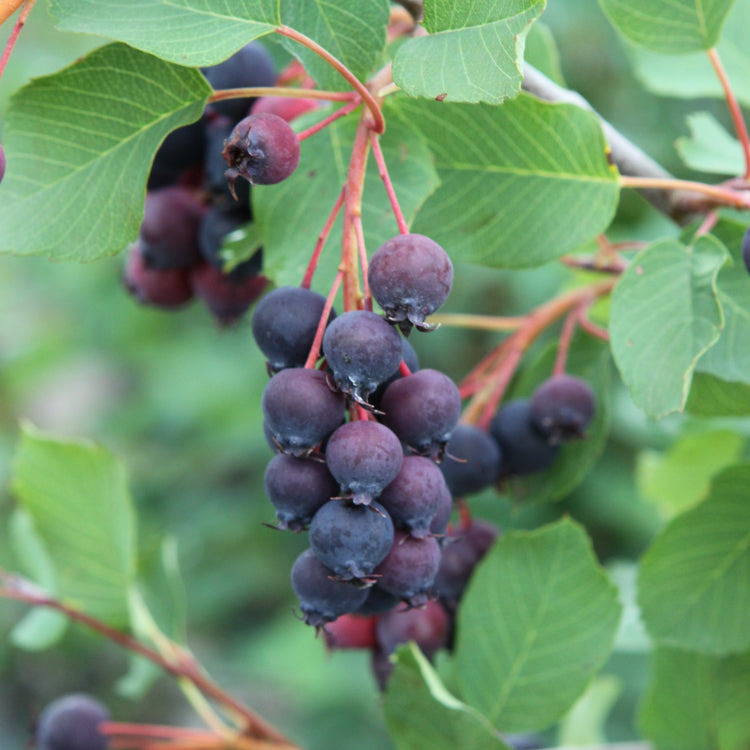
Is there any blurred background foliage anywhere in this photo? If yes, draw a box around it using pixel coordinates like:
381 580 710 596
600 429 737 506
0 1 748 748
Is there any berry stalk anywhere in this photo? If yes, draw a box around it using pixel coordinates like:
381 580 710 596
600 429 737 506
297 98 362 141
303 268 343 368
553 297 593 376
619 175 750 209
207 86 355 104
0 0 36 80
301 187 345 289
369 131 409 235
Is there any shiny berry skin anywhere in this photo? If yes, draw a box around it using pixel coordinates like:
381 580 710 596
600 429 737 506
529 375 595 442
368 234 453 333
222 113 300 193
36 693 110 750
123 243 193 309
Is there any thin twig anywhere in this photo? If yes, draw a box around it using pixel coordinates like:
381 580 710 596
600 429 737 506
301 187 345 289
0 0 36 80
620 175 750 209
304 269 343 368
369 131 409 234
353 214 372 311
207 87 354 104
297 98 362 141
553 299 590 376
427 313 525 331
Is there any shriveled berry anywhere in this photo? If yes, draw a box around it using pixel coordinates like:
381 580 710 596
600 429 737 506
291 549 369 628
529 375 595 442
322 310 403 406
36 693 110 750
325 421 404 504
204 116 250 213
123 243 193 309
441 424 501 497
222 113 300 193
309 500 394 580
368 234 453 333
252 286 336 372
262 368 345 456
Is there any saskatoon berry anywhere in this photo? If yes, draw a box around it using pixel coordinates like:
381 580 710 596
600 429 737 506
324 613 377 650
325 421 404 504
204 116 250 213
368 234 453 333
263 454 338 531
429 482 454 538
262 368 345 456
490 400 559 476
371 337 420 408
252 286 336 372
322 310 403 406
374 530 442 607
222 113 300 193
380 369 462 459
435 519 499 606
441 424 501 497
529 375 595 443
123 243 193 309
148 120 206 190
0 143 5 183
138 186 206 269
743 225 750 275
191 263 267 325
378 455 448 538
355 585 401 616
198 206 262 281
291 548 369 628
375 598 449 658
371 647 394 692
202 42 276 122
309 499 395 580
251 95 319 123
36 693 110 750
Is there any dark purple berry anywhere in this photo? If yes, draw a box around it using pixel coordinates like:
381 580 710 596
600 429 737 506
490 400 560 476
198 206 261 281
0 143 6 183
222 113 300 193
148 119 206 189
368 234 453 333
252 286 336 372
325 421 404 504
36 693 109 750
138 186 206 269
191 263 267 324
380 369 462 459
375 599 450 658
123 243 193 309
322 310 403 406
262 368 345 456
355 585 401 616
435 520 499 606
429 482 453 537
743 226 750 275
441 424 501 497
374 531 441 607
291 548 369 628
529 375 595 442
309 500 395 580
378 456 448 538
204 116 251 213
263 454 338 531
203 42 276 122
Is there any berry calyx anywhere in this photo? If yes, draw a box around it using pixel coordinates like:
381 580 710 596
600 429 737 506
222 113 300 194
529 374 595 442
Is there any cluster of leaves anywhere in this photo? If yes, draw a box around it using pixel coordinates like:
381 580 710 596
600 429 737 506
1 1 750 749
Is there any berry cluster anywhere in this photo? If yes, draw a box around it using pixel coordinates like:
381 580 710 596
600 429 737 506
123 42 312 325
34 694 109 750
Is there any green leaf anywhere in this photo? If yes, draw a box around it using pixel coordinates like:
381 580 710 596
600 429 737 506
598 0 738 53
694 218 750 385
279 0 389 91
49 0 279 66
676 113 744 175
10 608 69 652
455 519 622 732
557 675 621 747
0 43 211 261
636 430 744 517
255 102 439 288
524 21 566 87
639 647 750 750
385 644 509 750
629 1 750 105
686 373 750 416
638 465 750 654
503 332 611 504
11 423 137 624
393 0 545 104
394 94 619 268
609 235 728 418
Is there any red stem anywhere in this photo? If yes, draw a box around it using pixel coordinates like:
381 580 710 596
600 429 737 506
207 86 353 104
304 269 343 368
102 724 213 740
369 131 409 235
398 360 412 377
578 315 609 342
619 175 750 208
475 348 524 430
275 26 384 134
353 214 372 311
707 48 750 180
301 187 345 289
0 0 36 81
297 98 362 142
553 299 590 376
696 210 719 237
